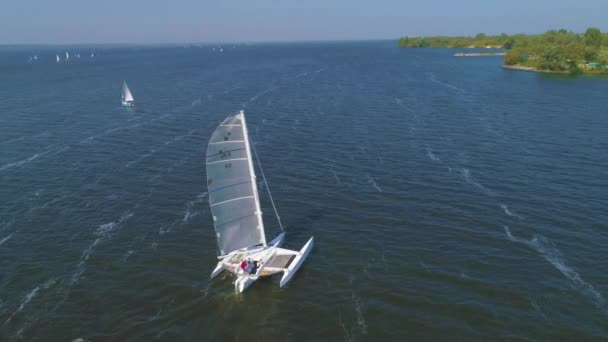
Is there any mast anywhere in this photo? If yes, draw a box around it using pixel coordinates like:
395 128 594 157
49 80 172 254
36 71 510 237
240 110 267 247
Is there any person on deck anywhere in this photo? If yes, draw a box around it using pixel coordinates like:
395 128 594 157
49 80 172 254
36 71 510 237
245 258 253 274
251 261 259 275
240 259 247 272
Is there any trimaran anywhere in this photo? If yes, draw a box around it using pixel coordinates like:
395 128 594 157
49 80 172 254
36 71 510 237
207 110 313 293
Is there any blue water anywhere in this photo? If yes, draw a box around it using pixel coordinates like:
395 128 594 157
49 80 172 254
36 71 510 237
1 42 607 340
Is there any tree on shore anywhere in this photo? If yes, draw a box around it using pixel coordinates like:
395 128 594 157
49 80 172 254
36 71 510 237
399 28 608 73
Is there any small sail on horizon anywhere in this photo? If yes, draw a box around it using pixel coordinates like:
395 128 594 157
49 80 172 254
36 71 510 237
121 81 135 106
90 52 95 58
56 54 60 63
65 51 69 61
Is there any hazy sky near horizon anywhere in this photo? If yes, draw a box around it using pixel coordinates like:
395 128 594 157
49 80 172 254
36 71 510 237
2 0 608 44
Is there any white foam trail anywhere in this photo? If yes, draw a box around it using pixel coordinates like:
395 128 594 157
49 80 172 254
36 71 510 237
2 136 26 145
165 129 196 146
0 148 54 172
337 311 353 342
394 98 403 105
426 148 440 162
529 297 548 320
367 176 382 192
352 293 367 334
72 212 134 284
123 250 134 262
70 238 101 285
191 98 202 107
331 169 341 184
295 71 309 78
500 204 523 219
504 226 605 310
0 232 16 246
4 278 55 324
249 86 278 103
15 287 38 313
126 149 156 168
427 72 465 93
461 168 494 196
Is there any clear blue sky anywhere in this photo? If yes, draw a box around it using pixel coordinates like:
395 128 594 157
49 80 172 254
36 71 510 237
2 0 607 44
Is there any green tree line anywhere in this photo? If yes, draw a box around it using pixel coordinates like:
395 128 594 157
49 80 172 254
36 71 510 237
399 28 608 74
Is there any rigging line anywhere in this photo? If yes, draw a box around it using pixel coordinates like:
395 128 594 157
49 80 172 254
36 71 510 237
249 137 284 232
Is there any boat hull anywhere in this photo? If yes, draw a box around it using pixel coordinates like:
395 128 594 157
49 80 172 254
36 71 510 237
209 233 313 293
121 101 134 107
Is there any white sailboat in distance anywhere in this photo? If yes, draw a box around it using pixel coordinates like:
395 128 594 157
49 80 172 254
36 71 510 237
207 110 313 293
121 81 135 107
65 51 69 61
56 54 60 63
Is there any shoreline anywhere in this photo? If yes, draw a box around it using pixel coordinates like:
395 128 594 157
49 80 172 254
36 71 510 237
502 64 569 74
503 64 608 75
455 52 505 57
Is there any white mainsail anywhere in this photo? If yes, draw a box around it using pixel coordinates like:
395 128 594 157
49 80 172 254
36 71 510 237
206 111 266 256
65 51 69 61
122 81 134 103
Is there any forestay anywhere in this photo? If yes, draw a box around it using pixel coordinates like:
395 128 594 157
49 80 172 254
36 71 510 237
206 113 266 256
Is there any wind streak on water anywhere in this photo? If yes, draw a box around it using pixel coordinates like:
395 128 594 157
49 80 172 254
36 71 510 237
367 175 382 192
0 231 16 246
0 146 55 172
159 192 208 234
3 278 56 325
500 204 522 219
504 226 605 312
71 212 134 285
461 168 494 196
426 148 441 162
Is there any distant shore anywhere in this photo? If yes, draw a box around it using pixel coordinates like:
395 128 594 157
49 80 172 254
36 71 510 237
399 29 608 76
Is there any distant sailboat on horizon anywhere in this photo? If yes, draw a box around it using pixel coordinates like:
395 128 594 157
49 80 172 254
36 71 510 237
56 54 60 63
121 81 135 107
90 52 95 58
65 51 69 61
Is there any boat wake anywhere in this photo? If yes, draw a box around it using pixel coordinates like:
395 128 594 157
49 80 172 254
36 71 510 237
504 226 605 312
